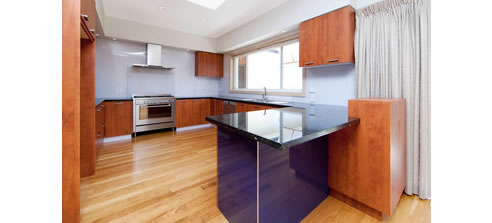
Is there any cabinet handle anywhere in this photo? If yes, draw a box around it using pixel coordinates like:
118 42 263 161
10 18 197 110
304 62 314 65
81 14 89 21
327 59 339 62
114 102 124 105
89 29 96 34
96 109 101 112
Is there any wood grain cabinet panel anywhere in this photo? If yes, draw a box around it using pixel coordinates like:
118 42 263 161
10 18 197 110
328 98 406 218
299 16 321 67
199 99 211 124
80 0 96 40
299 5 355 67
177 99 213 127
95 103 105 149
80 38 96 178
195 52 224 77
176 100 191 128
214 99 224 115
104 101 133 137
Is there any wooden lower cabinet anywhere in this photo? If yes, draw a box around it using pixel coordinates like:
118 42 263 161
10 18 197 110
236 102 247 112
177 99 279 128
95 103 105 150
211 99 224 115
104 101 133 137
199 99 211 124
176 99 211 127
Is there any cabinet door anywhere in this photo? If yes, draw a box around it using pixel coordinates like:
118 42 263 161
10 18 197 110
299 17 321 67
95 103 105 153
199 99 211 124
177 100 191 127
321 6 355 64
80 0 96 40
215 99 224 115
196 52 224 77
215 54 224 77
236 103 246 113
95 104 105 138
104 101 133 137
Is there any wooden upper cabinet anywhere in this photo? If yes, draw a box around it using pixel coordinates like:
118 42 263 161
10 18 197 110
299 6 355 67
80 0 96 40
104 101 133 137
195 51 224 77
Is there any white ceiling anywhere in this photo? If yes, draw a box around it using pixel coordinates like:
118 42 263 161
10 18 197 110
101 0 290 38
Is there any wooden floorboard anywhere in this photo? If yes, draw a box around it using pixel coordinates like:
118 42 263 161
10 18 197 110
81 127 430 222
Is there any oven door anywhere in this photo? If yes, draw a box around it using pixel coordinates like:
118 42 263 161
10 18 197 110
135 103 174 125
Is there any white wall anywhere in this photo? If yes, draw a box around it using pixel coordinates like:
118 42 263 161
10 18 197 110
218 55 357 106
104 17 217 53
95 38 219 98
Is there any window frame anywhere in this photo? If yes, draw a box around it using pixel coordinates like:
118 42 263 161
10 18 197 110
229 39 306 97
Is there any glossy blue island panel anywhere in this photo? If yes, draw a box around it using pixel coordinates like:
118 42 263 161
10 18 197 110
217 128 257 223
259 136 329 223
217 126 329 223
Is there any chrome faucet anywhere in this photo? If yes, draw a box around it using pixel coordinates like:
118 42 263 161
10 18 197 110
262 87 267 101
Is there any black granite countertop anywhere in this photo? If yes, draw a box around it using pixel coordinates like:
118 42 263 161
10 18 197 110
176 96 292 107
95 97 132 106
206 103 360 150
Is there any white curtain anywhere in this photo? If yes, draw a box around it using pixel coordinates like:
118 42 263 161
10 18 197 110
355 0 430 199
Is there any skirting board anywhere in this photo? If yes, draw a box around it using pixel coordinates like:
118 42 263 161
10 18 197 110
103 135 132 143
177 124 213 132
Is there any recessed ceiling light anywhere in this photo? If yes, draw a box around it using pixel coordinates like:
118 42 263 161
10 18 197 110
112 37 117 41
186 0 226 10
201 17 206 21
159 6 165 10
282 30 286 33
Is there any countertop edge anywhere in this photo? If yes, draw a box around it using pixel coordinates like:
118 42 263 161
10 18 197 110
177 97 289 108
206 116 360 150
96 98 132 106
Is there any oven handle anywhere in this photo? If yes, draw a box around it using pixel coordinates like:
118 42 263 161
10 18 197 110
141 104 172 108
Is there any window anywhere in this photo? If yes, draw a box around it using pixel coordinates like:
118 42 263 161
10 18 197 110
230 40 305 96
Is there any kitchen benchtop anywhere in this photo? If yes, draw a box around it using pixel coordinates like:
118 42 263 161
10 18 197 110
206 103 360 150
176 96 292 107
95 97 132 106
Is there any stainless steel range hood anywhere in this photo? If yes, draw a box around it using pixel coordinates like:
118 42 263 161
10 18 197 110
132 44 174 70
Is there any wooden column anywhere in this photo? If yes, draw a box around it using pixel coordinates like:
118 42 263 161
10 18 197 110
62 0 81 221
328 98 406 220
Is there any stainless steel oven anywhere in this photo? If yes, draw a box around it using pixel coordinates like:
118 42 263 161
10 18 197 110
133 95 176 133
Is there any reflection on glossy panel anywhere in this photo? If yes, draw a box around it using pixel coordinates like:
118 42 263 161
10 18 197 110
206 104 356 149
259 136 329 223
217 128 257 223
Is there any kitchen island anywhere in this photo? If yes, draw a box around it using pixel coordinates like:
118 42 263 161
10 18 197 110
206 98 406 222
206 104 359 223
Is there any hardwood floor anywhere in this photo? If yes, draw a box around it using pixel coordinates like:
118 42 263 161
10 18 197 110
81 127 430 222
